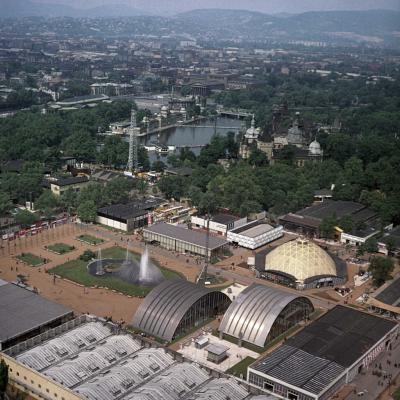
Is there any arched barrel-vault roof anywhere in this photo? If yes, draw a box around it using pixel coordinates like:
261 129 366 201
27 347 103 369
219 284 313 347
132 279 231 341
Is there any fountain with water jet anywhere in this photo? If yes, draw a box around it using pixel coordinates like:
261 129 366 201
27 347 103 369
96 248 105 276
139 246 163 284
87 247 164 286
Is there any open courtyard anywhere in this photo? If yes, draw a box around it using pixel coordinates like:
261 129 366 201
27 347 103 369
0 222 205 323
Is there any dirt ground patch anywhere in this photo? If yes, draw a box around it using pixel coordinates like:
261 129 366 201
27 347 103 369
0 223 206 323
0 224 142 322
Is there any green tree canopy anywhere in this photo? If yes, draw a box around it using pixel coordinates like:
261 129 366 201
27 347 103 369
60 188 79 213
77 200 97 223
319 216 338 239
368 256 394 287
0 191 12 216
35 190 59 217
152 160 166 172
15 209 39 226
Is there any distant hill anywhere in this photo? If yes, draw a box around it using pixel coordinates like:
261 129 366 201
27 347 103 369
1 0 150 18
1 5 399 47
279 9 400 35
175 8 400 44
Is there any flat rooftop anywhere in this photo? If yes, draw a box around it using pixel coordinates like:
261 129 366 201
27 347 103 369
144 222 228 250
239 224 274 238
251 305 397 395
205 343 229 355
253 344 345 395
230 220 277 237
0 280 72 345
212 213 242 225
375 276 400 307
98 198 165 220
277 305 396 367
280 201 377 231
298 200 364 220
53 176 89 187
379 226 400 248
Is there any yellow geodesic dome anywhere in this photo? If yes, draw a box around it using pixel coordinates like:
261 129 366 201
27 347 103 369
265 238 337 283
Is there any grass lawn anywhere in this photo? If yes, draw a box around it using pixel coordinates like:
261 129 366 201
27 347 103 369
17 253 46 266
49 246 183 297
393 387 400 400
46 243 75 254
226 356 256 378
77 234 104 245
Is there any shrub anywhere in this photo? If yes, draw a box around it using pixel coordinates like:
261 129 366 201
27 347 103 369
79 250 96 262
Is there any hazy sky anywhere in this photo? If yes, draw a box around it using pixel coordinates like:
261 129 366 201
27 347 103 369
33 0 400 14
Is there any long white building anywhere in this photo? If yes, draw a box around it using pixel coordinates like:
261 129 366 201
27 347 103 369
227 220 283 249
191 213 247 236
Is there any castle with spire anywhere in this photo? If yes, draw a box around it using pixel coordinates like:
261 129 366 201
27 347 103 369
239 106 323 166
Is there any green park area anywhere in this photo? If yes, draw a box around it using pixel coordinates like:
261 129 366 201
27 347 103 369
17 252 46 266
77 234 104 245
49 246 182 296
46 243 75 254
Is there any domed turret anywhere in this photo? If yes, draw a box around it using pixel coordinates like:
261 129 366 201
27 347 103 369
244 114 260 142
309 139 323 156
160 105 169 119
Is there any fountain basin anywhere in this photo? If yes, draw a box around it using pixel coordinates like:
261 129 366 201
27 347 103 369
87 257 165 287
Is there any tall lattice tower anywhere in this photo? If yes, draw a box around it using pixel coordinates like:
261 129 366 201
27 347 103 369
127 109 139 173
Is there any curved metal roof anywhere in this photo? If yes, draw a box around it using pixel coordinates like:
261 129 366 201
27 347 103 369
219 284 312 347
132 279 230 341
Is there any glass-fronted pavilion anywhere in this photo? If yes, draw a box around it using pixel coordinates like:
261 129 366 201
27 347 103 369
143 222 228 258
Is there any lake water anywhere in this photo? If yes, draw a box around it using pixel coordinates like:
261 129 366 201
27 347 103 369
139 117 244 162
